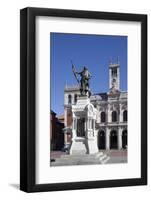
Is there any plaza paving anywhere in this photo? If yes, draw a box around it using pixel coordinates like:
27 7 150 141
50 150 127 167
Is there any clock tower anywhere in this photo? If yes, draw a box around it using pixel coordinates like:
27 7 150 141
109 57 120 91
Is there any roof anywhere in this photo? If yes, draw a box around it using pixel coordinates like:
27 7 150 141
51 110 56 115
64 85 80 92
91 93 108 101
90 91 127 102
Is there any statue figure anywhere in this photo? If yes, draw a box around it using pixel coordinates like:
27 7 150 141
71 61 92 96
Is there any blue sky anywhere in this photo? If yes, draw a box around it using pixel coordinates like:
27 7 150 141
50 33 127 115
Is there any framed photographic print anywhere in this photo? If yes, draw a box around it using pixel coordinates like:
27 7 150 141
20 7 147 192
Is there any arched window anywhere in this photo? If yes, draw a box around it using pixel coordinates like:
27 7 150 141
123 110 127 122
101 112 106 123
112 68 117 77
112 111 117 122
74 94 77 103
68 94 72 104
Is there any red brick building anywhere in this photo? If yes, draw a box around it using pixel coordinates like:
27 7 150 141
63 86 80 146
50 110 64 150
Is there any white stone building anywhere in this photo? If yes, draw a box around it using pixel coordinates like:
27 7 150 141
64 60 127 150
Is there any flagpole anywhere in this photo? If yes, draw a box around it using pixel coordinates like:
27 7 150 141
71 60 79 84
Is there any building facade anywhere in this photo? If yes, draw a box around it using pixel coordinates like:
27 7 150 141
64 61 127 150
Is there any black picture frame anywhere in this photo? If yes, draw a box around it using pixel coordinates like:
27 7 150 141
20 7 147 192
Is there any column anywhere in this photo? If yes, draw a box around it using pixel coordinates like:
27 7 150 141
64 132 67 145
86 118 88 131
106 128 110 150
119 104 123 123
92 119 95 137
73 118 76 129
118 127 122 150
64 108 67 145
84 118 86 132
72 93 74 104
93 119 95 130
107 104 111 123
64 108 67 126
72 117 77 138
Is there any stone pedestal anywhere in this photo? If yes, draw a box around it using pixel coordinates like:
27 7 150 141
69 95 99 155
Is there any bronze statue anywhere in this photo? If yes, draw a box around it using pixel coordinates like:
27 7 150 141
71 61 92 96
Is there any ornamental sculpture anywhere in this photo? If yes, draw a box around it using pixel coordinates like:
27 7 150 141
71 61 92 97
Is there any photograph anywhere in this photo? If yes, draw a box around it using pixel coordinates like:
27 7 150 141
50 32 128 167
20 7 147 192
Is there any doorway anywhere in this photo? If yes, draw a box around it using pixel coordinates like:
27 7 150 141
110 130 118 149
98 130 106 149
122 130 127 149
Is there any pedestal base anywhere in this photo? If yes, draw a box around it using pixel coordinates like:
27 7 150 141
87 139 98 154
69 137 99 155
69 137 87 155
